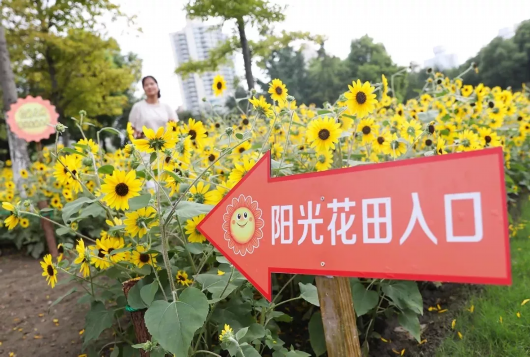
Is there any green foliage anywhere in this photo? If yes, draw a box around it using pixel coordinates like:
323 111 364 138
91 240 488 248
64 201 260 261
144 287 209 356
84 301 114 346
308 311 327 356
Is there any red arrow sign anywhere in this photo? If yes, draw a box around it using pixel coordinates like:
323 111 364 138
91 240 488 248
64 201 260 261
197 147 511 301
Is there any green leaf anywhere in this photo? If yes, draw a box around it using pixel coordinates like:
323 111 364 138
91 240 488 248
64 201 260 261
382 281 423 315
308 311 327 356
140 281 159 307
235 133 244 140
62 197 95 224
239 344 261 357
84 301 113 345
186 243 205 254
127 280 148 310
61 147 86 156
235 326 249 340
144 287 209 356
109 346 119 357
128 194 151 211
98 165 115 175
49 287 76 311
239 323 265 344
317 109 332 115
173 201 214 220
350 280 379 316
285 350 311 357
164 170 183 183
298 282 320 307
398 309 421 342
56 226 72 236
78 202 105 220
150 347 167 357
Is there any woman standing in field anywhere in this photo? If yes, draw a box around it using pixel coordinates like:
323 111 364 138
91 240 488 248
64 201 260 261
129 76 177 138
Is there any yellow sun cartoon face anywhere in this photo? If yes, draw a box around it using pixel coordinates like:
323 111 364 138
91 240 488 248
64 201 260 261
222 194 264 256
230 207 256 244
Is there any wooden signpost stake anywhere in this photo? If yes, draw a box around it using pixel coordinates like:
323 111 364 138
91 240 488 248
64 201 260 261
198 148 510 354
315 276 362 356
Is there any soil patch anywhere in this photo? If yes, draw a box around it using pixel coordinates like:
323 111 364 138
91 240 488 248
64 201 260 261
0 247 87 357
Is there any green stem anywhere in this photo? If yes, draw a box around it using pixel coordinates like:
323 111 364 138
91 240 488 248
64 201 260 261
177 216 197 274
23 211 96 243
272 274 297 304
273 296 302 309
192 350 222 357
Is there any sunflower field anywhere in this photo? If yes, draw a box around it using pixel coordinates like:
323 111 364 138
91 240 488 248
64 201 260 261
1 64 530 357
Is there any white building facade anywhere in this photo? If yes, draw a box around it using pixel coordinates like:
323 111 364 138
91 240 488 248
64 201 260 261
424 46 458 71
170 20 236 114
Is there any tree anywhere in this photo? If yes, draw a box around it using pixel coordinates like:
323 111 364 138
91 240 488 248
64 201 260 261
0 24 30 192
257 46 311 103
344 35 408 101
1 0 135 144
178 0 323 91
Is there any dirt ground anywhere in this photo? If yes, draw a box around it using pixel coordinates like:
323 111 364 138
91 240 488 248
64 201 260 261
0 248 87 357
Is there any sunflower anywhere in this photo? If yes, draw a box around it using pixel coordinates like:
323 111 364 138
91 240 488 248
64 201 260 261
219 324 233 342
456 130 480 152
20 169 28 179
126 122 135 142
212 74 226 96
345 80 378 118
133 126 177 153
382 74 389 95
400 119 423 143
40 254 58 288
74 239 90 277
131 245 158 268
101 170 142 211
461 85 473 97
176 270 193 286
19 218 29 228
184 118 207 148
57 243 64 262
436 137 447 155
189 181 218 205
306 117 342 152
231 141 252 160
50 195 62 208
382 133 408 159
315 150 333 172
488 104 506 128
477 127 502 147
249 96 274 117
62 189 73 201
372 132 392 153
228 159 256 186
185 214 206 243
124 207 157 238
271 142 284 160
2 202 19 230
53 155 83 193
357 118 379 145
78 138 99 154
268 79 288 102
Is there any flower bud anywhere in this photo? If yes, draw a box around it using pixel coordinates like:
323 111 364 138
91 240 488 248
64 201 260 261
79 110 87 117
82 157 93 166
56 123 67 133
23 200 31 207
225 127 234 136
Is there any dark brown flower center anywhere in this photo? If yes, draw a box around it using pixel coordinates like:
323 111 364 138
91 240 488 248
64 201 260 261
58 245 64 254
216 81 223 90
362 126 371 135
485 135 492 143
356 91 367 104
428 124 435 134
215 123 220 128
398 109 403 116
189 130 197 140
139 253 150 263
275 86 283 95
437 79 442 85
242 119 249 125
517 116 523 121
238 147 245 153
208 154 216 162
98 249 106 258
47 265 54 276
115 183 129 197
318 129 330 140
425 139 433 146
377 137 385 145
165 156 171 164
107 248 114 255
488 101 495 109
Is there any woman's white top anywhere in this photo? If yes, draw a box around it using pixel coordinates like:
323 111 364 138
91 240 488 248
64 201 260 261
129 100 177 131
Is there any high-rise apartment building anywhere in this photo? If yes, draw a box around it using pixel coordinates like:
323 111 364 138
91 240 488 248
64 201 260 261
424 46 458 71
170 20 236 114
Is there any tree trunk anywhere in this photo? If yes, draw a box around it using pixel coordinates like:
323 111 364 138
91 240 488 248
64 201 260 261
0 24 30 195
123 279 151 357
237 18 255 91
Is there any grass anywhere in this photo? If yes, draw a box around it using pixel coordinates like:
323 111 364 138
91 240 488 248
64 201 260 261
436 200 530 357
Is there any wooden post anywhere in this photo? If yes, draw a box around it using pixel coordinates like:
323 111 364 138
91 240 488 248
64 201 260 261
315 276 362 357
123 279 151 357
38 201 58 257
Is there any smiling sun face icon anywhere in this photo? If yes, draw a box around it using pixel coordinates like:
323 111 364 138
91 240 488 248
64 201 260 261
222 194 264 256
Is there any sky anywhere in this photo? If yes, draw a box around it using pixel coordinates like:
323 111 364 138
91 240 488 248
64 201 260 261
104 0 530 111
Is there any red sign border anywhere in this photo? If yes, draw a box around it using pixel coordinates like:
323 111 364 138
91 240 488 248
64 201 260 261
6 96 58 142
198 147 511 300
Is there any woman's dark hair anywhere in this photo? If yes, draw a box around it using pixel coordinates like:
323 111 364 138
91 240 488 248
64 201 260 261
142 75 161 98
